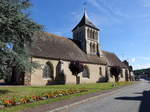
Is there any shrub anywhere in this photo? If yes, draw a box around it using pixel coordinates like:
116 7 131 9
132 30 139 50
110 66 122 82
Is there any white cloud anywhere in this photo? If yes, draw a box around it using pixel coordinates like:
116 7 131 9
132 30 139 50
126 56 150 70
129 58 136 63
138 57 150 61
87 0 122 24
140 0 150 7
133 63 150 70
88 0 150 23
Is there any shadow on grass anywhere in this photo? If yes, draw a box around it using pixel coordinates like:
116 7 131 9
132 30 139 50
0 90 12 94
115 90 150 112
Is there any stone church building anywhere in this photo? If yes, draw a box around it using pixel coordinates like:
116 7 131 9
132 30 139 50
24 11 130 85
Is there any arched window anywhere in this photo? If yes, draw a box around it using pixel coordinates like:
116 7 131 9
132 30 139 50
82 66 90 78
87 28 90 38
99 67 102 76
79 31 82 39
93 31 95 39
90 43 92 53
125 69 129 81
43 61 54 80
77 32 79 40
90 30 93 39
121 69 123 78
95 32 97 40
92 44 95 53
55 60 66 84
95 32 98 40
94 44 97 53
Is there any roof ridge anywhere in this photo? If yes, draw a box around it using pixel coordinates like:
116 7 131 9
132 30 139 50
45 32 70 40
102 50 115 55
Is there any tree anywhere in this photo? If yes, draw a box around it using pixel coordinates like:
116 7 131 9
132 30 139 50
122 60 129 66
129 66 133 72
110 66 122 82
69 61 84 84
0 0 43 84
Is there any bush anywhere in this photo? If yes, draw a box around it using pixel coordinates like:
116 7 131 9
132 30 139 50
110 66 122 82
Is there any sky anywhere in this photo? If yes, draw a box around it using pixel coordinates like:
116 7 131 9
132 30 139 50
29 0 150 70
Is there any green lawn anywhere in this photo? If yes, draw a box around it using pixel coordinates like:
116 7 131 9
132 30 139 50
0 82 134 112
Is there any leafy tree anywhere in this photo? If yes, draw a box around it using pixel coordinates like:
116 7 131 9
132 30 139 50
129 66 133 72
0 0 43 83
122 60 129 66
110 66 122 82
134 68 150 78
69 61 84 84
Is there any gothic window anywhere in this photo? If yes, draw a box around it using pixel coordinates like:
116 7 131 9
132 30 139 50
125 69 129 81
43 61 54 80
92 44 95 53
90 43 92 53
83 31 85 38
94 44 97 53
90 30 93 39
87 28 90 38
92 31 94 39
55 61 66 84
82 65 90 78
95 32 97 40
95 32 98 40
93 31 95 39
79 31 82 39
99 67 102 76
91 43 93 53
121 69 123 78
74 32 77 39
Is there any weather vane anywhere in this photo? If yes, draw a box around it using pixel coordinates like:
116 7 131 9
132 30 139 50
83 1 87 12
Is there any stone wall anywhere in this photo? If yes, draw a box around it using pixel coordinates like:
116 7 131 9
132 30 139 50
29 57 129 86
24 73 31 85
30 57 107 86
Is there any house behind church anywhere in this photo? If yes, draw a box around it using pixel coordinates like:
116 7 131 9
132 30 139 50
21 11 131 85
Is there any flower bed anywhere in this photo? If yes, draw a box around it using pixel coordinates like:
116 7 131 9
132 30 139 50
0 88 87 108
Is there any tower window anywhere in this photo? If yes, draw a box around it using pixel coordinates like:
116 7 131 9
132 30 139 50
93 44 95 53
87 28 90 38
90 30 92 39
95 44 97 53
90 43 92 53
93 31 95 39
96 32 98 40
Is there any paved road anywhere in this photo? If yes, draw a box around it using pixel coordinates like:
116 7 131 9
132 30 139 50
70 80 150 112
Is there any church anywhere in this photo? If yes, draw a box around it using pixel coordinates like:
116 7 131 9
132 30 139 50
23 11 130 85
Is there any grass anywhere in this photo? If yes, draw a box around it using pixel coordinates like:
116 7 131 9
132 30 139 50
0 81 134 112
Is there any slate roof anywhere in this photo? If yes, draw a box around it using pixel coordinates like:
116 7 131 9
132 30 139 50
29 32 106 65
102 51 127 68
72 11 99 31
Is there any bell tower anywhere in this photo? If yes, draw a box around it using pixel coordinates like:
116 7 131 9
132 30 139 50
72 11 101 56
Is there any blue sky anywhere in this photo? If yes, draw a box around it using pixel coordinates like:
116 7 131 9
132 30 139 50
30 0 150 70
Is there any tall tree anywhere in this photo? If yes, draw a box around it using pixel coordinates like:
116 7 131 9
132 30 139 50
69 61 84 84
0 0 43 83
110 66 122 82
